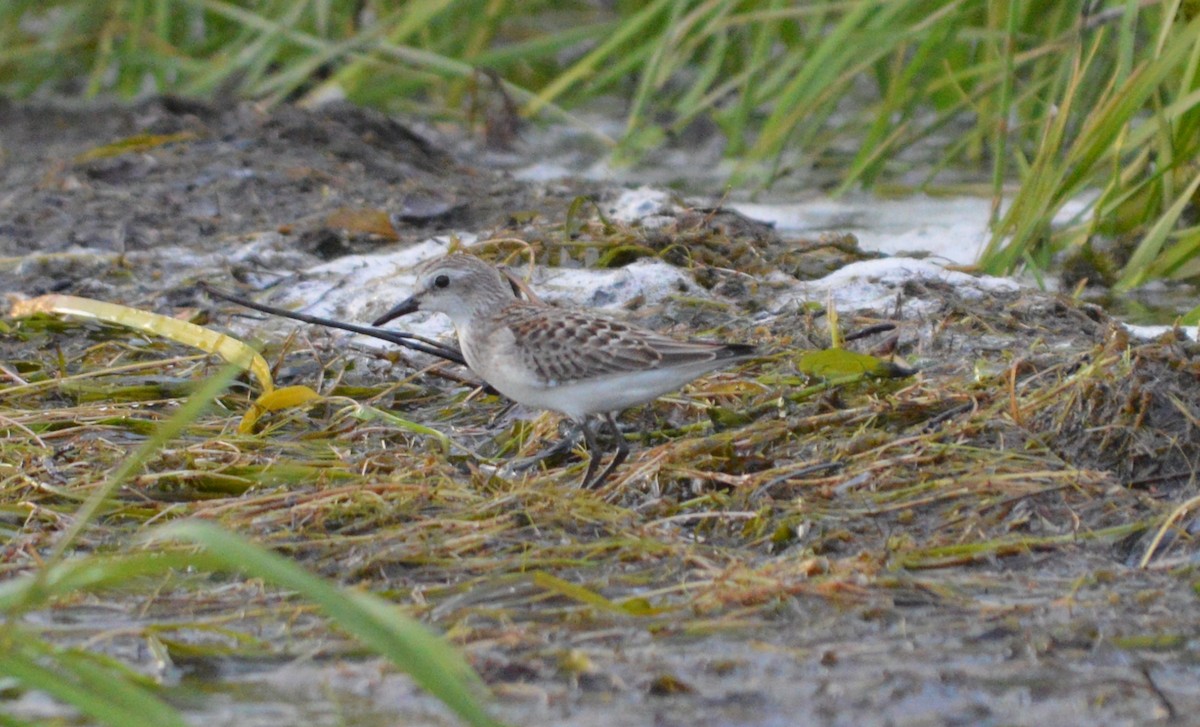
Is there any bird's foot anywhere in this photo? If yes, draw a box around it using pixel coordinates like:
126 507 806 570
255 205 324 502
578 414 630 489
504 422 584 474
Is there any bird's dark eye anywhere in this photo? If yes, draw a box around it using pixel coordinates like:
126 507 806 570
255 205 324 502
433 274 450 289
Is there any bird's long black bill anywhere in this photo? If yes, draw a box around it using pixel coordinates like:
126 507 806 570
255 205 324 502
198 282 466 367
371 297 418 327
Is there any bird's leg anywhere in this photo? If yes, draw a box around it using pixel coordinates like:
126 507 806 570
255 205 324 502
578 416 605 489
584 412 628 489
508 420 584 473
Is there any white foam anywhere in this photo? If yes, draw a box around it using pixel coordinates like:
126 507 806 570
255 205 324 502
775 257 1019 316
605 187 676 229
217 186 1107 348
731 195 994 266
529 258 694 309
1124 324 1199 341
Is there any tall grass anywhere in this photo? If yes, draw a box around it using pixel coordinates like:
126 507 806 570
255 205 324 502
3 1 1198 286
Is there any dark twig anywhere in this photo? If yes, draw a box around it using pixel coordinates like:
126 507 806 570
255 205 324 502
843 323 896 343
1140 664 1178 722
198 281 468 366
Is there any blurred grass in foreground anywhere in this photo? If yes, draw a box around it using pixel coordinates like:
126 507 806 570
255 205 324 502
3 1 1200 290
0 360 502 727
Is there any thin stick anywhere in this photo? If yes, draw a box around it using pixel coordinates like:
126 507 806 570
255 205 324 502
198 282 468 366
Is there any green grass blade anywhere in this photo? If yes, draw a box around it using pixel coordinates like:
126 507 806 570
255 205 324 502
1115 171 1200 290
743 0 890 165
0 551 224 613
0 635 187 727
148 520 505 727
318 0 457 98
523 0 671 116
40 363 243 571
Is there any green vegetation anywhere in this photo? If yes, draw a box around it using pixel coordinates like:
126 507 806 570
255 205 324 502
2 229 1197 723
3 1 1200 289
0 358 501 727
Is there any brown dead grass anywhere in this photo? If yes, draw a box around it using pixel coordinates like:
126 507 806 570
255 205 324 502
4 267 1195 663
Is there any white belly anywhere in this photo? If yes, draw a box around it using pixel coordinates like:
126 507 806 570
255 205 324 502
494 367 711 420
458 321 729 420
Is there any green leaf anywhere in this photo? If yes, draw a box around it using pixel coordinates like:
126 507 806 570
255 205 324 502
1115 171 1200 290
1180 303 1200 326
797 349 907 379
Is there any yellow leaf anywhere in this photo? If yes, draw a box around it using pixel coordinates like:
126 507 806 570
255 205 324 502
238 385 322 434
325 208 399 239
74 132 197 163
532 572 627 614
9 294 274 394
255 385 321 411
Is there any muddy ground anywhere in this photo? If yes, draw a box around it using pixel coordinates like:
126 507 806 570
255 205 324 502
1 98 1198 726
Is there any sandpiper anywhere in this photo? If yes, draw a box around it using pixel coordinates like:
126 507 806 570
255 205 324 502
372 255 757 488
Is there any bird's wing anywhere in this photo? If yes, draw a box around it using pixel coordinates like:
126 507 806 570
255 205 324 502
501 304 736 385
